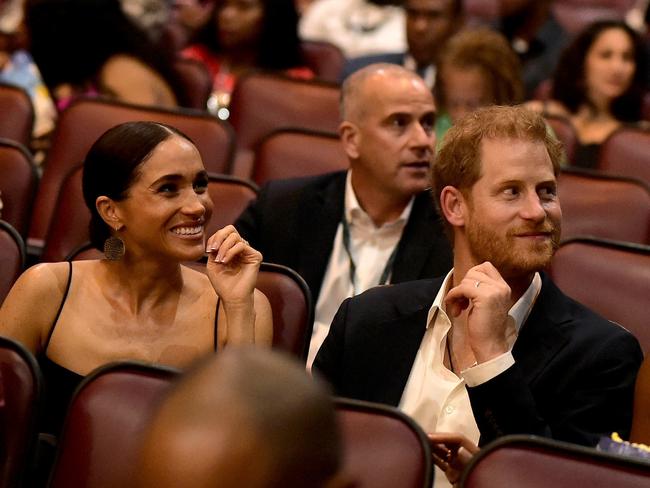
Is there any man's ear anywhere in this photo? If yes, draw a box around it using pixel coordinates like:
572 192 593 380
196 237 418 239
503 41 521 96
95 196 124 230
439 186 467 228
339 121 360 161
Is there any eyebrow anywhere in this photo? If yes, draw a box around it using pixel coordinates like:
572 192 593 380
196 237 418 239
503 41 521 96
150 170 209 187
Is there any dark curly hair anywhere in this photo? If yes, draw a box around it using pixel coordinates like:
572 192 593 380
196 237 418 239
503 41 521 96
195 0 304 70
551 20 647 122
26 0 188 105
82 121 194 250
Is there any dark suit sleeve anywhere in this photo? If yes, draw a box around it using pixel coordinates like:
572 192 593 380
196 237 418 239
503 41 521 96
233 187 265 250
468 328 643 447
312 296 351 393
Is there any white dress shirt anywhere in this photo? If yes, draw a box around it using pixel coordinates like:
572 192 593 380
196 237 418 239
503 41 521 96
307 172 413 369
400 270 542 488
299 0 406 58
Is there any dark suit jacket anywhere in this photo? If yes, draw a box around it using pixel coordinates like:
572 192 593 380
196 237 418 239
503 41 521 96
341 52 406 81
235 171 453 301
313 272 643 447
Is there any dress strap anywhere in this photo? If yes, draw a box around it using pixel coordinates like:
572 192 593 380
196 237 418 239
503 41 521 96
214 295 221 351
44 261 73 352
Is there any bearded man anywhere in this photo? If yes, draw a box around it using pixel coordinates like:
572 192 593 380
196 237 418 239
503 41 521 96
313 105 642 488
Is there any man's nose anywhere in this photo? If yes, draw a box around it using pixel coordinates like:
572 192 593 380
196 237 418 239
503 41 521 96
520 193 546 221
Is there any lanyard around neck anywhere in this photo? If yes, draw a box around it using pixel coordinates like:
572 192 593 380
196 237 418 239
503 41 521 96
340 212 399 296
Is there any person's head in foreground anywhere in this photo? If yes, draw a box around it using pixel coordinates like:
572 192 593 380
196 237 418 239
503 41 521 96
433 105 563 288
138 348 354 488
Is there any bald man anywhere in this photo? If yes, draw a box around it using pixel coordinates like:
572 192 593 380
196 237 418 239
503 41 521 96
235 64 452 367
137 348 352 488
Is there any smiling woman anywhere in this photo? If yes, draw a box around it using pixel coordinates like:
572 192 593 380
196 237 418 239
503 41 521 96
0 121 272 438
526 20 648 168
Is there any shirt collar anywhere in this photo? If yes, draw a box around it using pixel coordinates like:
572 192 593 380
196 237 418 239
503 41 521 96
344 170 414 228
403 54 436 90
426 270 542 332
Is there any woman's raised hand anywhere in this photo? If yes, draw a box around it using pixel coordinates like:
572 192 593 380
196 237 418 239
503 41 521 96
205 225 262 305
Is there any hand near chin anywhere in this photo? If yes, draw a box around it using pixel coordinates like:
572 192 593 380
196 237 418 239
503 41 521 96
205 225 262 304
444 262 512 363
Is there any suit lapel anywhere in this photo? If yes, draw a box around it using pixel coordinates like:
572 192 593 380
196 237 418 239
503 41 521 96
297 172 346 299
364 305 431 405
351 278 444 406
513 273 572 384
391 192 446 282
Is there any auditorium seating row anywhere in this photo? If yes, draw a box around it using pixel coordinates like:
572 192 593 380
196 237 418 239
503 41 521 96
0 75 648 256
1 335 650 488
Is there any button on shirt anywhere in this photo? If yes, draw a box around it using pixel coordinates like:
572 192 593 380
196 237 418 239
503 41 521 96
400 270 542 488
307 172 413 369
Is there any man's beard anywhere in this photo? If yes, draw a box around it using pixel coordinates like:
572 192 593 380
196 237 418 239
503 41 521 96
466 217 561 279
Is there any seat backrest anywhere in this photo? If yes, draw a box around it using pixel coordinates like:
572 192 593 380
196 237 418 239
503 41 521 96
28 97 235 249
301 40 346 83
172 58 212 110
548 238 650 352
0 83 33 148
206 174 259 237
460 434 650 488
256 262 314 359
552 1 634 34
597 127 650 185
41 165 89 263
0 220 25 305
0 139 38 236
228 72 340 177
252 128 348 186
558 168 650 245
631 356 650 444
334 398 433 488
48 362 178 488
545 114 577 164
0 336 42 488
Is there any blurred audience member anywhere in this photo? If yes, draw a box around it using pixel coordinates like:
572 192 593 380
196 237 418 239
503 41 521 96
169 0 217 49
120 0 170 42
138 348 354 488
300 0 406 58
434 28 524 144
527 20 648 168
182 0 313 117
497 0 569 96
26 0 186 109
342 0 463 90
0 0 56 139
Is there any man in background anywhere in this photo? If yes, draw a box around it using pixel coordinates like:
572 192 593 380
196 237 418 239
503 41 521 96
236 64 453 368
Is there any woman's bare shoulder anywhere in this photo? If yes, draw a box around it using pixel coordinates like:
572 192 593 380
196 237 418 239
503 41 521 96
0 262 75 352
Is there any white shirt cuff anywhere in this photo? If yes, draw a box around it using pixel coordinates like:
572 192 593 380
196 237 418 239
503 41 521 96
461 352 515 387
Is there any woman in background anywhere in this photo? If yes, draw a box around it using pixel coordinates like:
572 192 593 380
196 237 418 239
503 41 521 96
182 0 313 115
526 20 647 168
26 0 186 109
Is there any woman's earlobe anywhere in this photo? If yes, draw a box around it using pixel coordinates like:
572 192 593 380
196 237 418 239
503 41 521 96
96 196 123 228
